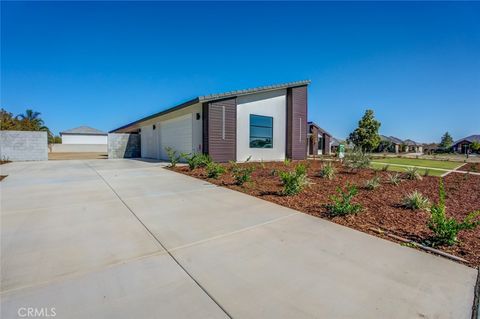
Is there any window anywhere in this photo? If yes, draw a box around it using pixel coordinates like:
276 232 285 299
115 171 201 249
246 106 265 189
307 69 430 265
318 135 323 150
250 114 273 148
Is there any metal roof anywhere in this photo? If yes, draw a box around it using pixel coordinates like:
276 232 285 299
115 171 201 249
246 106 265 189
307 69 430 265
60 126 107 135
110 80 311 133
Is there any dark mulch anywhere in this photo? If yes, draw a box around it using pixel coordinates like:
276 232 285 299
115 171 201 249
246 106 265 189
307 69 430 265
171 160 480 267
0 160 11 165
462 162 480 173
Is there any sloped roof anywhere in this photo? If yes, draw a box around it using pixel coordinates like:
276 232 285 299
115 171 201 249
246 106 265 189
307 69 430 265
307 121 332 137
60 126 107 136
453 134 480 145
380 135 403 145
110 80 311 133
403 139 419 146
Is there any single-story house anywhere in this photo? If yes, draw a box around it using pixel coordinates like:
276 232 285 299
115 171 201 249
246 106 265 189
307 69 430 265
379 135 403 153
452 135 480 153
307 122 332 155
403 139 423 153
109 80 310 162
60 126 108 144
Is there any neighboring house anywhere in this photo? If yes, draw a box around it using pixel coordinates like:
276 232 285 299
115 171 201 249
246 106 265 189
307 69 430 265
452 134 480 154
60 126 108 144
330 137 341 154
379 135 403 153
110 80 310 162
403 139 423 153
422 143 439 155
307 122 332 155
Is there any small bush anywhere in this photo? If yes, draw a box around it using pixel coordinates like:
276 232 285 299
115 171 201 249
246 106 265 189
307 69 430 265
364 176 381 190
165 147 182 167
387 173 401 186
381 164 390 171
326 183 362 216
428 180 480 246
404 167 422 180
423 169 430 177
206 162 225 179
279 164 309 196
343 149 371 171
231 158 255 186
402 191 430 210
184 153 211 170
283 158 292 166
319 162 336 180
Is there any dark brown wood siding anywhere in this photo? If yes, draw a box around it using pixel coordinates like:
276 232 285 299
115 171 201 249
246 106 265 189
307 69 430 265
309 125 319 155
286 86 308 160
323 134 331 155
202 103 209 154
204 98 237 162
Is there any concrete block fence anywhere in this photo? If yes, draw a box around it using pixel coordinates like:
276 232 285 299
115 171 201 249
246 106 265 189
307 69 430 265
0 130 48 161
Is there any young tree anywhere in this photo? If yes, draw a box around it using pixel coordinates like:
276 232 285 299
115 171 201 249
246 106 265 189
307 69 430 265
471 140 480 153
348 109 381 152
439 132 453 149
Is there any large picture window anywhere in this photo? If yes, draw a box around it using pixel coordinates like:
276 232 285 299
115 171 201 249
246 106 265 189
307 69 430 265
250 114 273 148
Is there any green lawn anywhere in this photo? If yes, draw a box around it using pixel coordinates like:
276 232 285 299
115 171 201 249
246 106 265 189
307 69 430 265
370 157 462 170
370 162 445 176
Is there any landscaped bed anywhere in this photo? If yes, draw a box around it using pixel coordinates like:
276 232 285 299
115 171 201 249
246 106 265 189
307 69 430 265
171 159 480 267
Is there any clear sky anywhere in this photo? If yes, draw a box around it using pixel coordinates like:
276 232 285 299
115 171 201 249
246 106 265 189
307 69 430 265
2 1 479 142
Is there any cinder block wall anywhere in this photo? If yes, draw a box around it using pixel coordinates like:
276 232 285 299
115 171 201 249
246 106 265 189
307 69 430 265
108 133 141 159
0 131 48 161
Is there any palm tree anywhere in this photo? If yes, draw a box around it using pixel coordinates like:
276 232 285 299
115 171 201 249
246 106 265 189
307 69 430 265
16 109 45 130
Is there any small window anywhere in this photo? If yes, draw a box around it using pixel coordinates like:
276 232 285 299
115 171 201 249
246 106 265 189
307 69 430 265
318 135 323 150
250 114 273 148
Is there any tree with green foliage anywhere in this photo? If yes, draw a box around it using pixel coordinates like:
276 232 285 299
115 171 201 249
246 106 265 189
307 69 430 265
348 109 381 152
438 132 453 149
471 140 480 153
0 108 19 130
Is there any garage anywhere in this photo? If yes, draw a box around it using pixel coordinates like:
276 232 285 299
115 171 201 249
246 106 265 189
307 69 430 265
159 113 193 160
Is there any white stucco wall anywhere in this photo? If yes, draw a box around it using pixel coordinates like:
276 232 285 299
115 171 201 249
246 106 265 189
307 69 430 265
62 134 107 145
140 103 202 159
236 89 286 162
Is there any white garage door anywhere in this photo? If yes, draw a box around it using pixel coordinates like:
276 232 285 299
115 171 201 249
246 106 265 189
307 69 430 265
159 114 193 160
141 125 158 159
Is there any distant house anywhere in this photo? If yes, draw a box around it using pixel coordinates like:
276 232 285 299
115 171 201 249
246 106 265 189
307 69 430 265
307 122 332 155
403 139 423 153
60 126 108 145
377 136 423 153
452 135 480 154
379 135 403 153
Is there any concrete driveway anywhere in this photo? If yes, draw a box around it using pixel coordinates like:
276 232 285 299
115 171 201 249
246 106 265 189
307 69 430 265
1 159 477 318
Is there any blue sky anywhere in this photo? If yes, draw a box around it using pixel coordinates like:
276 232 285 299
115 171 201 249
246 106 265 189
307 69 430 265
2 1 479 142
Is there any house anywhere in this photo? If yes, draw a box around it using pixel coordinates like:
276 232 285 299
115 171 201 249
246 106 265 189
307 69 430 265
452 135 480 154
60 126 108 145
109 80 310 162
379 135 403 153
307 122 332 155
403 139 423 153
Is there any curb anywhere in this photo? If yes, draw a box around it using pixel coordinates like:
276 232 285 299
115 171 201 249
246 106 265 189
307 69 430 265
473 267 479 319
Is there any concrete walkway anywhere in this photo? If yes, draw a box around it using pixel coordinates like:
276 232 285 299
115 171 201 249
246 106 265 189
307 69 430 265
1 159 477 318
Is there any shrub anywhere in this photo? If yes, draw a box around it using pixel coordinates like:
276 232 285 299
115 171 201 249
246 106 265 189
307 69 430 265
343 149 371 171
279 164 309 195
428 179 480 246
404 167 422 180
364 176 381 190
184 153 211 170
423 169 430 177
402 191 430 210
319 162 336 180
165 147 182 167
386 173 401 186
231 158 255 186
381 164 390 171
206 162 225 179
283 158 291 166
326 183 362 216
